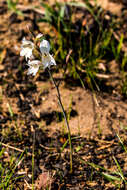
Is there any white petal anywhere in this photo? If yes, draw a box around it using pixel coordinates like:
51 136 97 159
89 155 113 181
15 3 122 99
27 67 39 76
22 37 26 44
20 49 26 57
20 47 33 60
36 33 43 39
27 60 41 75
49 54 56 66
41 53 56 69
20 37 34 60
27 65 39 76
22 37 34 46
28 60 41 66
40 39 50 53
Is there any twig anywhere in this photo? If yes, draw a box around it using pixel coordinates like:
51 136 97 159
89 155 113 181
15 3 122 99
1 142 31 156
1 142 24 152
40 144 56 150
16 5 45 15
24 179 32 189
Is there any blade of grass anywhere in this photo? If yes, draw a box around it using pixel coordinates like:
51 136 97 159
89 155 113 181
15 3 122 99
7 103 14 118
113 156 126 183
67 1 101 27
117 134 127 154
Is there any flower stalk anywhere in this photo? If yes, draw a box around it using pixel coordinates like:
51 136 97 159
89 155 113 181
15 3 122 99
48 68 73 173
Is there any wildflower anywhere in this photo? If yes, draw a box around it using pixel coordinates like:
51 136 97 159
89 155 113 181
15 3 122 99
41 53 56 69
39 39 56 69
20 36 56 76
27 60 41 76
20 37 34 60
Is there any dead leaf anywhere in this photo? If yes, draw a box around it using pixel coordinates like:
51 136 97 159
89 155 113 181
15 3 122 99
0 49 6 64
35 172 52 190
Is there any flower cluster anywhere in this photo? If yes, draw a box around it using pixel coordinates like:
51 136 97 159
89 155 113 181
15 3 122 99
20 34 56 76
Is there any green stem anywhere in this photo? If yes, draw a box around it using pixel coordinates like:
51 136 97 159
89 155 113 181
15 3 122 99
48 68 73 173
32 129 35 190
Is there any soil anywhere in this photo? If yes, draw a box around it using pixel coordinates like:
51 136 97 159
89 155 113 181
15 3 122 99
0 0 127 189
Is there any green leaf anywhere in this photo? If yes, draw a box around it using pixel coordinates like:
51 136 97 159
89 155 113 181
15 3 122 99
117 34 124 56
7 103 14 117
102 172 121 182
59 5 65 18
7 0 23 16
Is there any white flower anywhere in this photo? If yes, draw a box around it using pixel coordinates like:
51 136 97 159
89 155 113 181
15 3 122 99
27 54 56 75
39 39 56 69
20 37 34 60
41 53 56 69
20 37 56 76
40 39 50 54
27 60 41 76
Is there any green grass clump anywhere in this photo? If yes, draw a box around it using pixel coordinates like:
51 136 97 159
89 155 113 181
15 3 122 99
39 1 125 92
7 0 23 16
0 147 24 189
